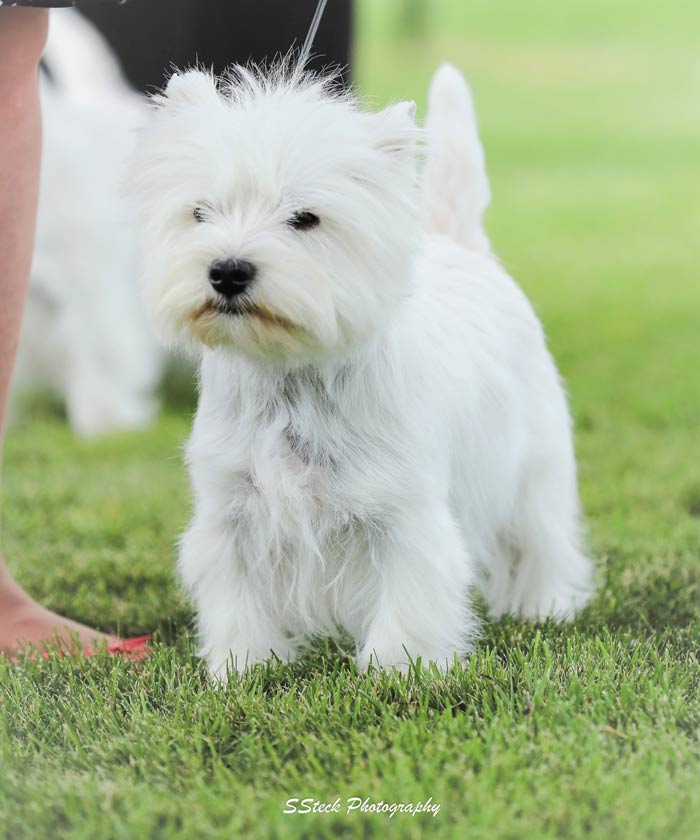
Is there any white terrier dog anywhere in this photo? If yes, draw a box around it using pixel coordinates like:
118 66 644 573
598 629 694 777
12 10 162 437
130 62 594 676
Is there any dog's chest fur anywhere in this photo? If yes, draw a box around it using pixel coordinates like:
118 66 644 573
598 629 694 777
187 356 402 635
278 367 342 472
191 356 407 550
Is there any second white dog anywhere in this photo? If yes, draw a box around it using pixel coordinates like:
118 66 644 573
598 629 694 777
12 10 162 437
130 62 594 676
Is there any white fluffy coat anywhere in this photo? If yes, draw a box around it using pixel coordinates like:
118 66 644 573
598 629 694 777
130 63 593 676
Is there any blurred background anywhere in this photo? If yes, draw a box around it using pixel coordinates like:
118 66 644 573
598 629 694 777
73 0 700 439
6 0 700 634
79 0 354 89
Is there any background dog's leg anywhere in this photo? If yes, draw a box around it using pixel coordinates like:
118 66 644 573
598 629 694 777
179 518 298 681
356 505 477 673
65 363 156 438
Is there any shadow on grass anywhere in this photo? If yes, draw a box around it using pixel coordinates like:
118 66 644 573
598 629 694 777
596 572 700 634
158 357 197 413
10 390 67 426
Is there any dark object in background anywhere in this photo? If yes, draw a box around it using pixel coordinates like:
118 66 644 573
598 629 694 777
79 0 354 93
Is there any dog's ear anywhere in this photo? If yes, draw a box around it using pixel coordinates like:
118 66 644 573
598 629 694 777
162 70 220 106
371 101 418 159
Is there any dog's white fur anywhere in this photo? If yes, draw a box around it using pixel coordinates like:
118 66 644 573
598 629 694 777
130 62 593 676
11 10 162 437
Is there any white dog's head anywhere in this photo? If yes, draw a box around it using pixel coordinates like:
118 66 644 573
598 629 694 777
128 65 420 363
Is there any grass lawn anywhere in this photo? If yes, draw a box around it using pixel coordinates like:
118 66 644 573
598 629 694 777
2 1 700 837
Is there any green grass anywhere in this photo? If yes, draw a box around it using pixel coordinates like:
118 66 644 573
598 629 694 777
2 1 700 837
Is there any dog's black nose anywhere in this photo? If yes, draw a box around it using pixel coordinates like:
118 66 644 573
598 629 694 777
209 258 256 298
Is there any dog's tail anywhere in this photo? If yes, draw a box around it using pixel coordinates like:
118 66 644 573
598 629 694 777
423 64 491 253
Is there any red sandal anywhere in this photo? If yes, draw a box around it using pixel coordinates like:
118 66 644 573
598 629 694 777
39 634 152 661
102 635 152 661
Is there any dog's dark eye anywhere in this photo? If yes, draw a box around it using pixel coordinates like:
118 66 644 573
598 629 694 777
193 207 207 223
288 210 320 231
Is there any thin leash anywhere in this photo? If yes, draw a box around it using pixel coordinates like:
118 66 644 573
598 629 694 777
298 0 330 70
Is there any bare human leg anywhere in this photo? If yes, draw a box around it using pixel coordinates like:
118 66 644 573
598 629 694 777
0 7 110 656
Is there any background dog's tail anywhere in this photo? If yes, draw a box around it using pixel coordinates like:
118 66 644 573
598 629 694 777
423 64 491 253
42 8 132 103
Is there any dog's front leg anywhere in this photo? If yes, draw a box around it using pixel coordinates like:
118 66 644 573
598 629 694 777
356 504 477 673
179 516 298 681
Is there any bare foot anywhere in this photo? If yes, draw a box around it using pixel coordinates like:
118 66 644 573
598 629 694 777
0 570 111 657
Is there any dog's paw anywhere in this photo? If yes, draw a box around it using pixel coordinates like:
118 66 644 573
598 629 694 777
492 579 594 623
356 644 458 675
207 650 266 684
206 638 298 683
518 583 593 622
